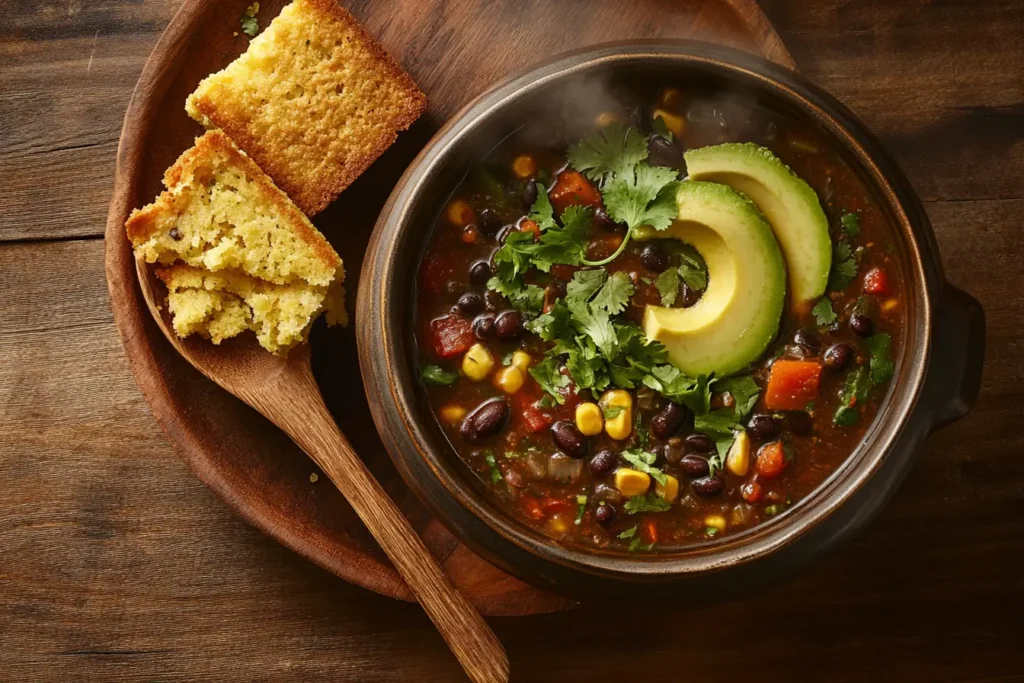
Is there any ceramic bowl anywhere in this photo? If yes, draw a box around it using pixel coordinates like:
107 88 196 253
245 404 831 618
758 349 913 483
356 41 984 598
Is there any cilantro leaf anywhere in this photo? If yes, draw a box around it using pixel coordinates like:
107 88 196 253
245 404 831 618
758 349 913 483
716 375 760 420
528 356 571 404
695 408 739 440
624 494 672 514
620 449 667 485
603 164 680 231
602 405 625 420
866 333 894 385
566 269 606 301
643 365 712 414
841 211 861 237
833 366 871 426
590 271 634 314
828 241 858 292
655 268 680 306
240 3 260 36
484 452 502 485
420 365 459 386
574 495 588 526
567 123 649 184
525 301 572 340
527 205 591 271
651 115 675 143
677 246 708 291
528 182 557 231
618 525 638 540
812 297 838 327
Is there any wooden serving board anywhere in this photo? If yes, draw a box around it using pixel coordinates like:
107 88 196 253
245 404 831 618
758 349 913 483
105 0 794 616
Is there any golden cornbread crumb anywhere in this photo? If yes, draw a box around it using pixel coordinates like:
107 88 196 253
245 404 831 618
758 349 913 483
126 130 341 288
156 264 347 354
185 0 427 215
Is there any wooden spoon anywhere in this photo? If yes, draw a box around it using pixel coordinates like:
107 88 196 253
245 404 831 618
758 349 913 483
135 256 509 683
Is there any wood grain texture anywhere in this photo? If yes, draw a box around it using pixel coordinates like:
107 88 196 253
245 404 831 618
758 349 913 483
3 0 1024 681
102 0 793 618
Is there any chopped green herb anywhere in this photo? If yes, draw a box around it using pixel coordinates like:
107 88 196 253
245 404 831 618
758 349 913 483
715 375 761 421
602 405 626 420
620 449 668 485
651 115 675 142
654 268 680 306
567 123 650 184
624 494 672 515
828 241 858 292
677 246 708 292
764 504 785 517
841 211 861 237
501 351 515 366
833 366 871 426
538 394 557 409
629 536 654 552
705 526 719 537
617 526 638 540
812 297 838 327
420 364 459 386
528 356 571 404
240 2 260 36
866 333 894 385
574 495 588 526
484 452 502 485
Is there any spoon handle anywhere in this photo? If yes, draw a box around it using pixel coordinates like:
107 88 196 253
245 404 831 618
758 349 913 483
247 377 509 683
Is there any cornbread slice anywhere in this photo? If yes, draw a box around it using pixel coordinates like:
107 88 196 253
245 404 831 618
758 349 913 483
126 130 341 287
156 265 347 354
185 0 427 215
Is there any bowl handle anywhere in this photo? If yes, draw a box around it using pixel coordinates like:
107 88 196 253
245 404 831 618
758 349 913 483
924 284 985 431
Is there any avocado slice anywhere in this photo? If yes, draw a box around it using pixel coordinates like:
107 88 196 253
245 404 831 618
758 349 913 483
684 143 831 307
636 181 786 377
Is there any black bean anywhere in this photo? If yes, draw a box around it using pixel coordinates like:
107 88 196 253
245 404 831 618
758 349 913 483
456 292 485 316
460 399 509 442
850 314 874 337
651 402 688 440
747 413 779 441
823 343 854 371
551 421 588 459
794 327 822 354
523 179 539 211
478 207 503 235
684 433 715 454
472 313 495 340
468 260 492 286
660 437 686 465
692 475 725 497
496 224 515 245
680 454 710 478
546 280 567 301
594 503 616 526
640 244 669 272
647 136 681 168
592 208 620 232
589 449 617 476
494 311 525 340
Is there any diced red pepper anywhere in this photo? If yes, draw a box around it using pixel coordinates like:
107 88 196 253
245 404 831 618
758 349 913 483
755 442 787 479
741 480 764 503
520 495 544 520
518 218 541 238
863 267 890 296
429 315 475 358
641 518 659 544
549 169 603 214
521 405 554 433
764 360 823 411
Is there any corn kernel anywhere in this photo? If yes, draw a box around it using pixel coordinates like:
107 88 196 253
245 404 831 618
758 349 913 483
494 365 525 394
510 350 533 370
614 468 651 497
659 87 683 108
547 513 570 537
574 402 604 437
600 389 633 440
705 514 727 532
461 343 494 381
655 475 680 503
511 155 537 180
652 107 685 137
439 404 467 426
594 111 621 127
882 298 900 313
725 430 751 477
446 199 475 227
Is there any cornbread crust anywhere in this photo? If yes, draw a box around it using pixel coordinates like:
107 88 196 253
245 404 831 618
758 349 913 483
185 0 427 215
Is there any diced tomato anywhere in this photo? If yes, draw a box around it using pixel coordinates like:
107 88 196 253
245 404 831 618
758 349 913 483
863 267 890 296
764 360 823 411
549 169 603 214
755 442 787 479
521 405 554 433
429 315 475 358
518 218 541 237
419 253 456 295
542 497 572 514
741 480 764 503
520 495 544 520
641 518 659 544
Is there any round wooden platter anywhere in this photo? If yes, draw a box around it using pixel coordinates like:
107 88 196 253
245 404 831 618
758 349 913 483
105 0 794 616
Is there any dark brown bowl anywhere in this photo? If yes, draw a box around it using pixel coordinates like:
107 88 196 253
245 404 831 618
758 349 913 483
356 41 985 598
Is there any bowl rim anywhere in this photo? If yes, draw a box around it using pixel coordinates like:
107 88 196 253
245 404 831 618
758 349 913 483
357 40 935 585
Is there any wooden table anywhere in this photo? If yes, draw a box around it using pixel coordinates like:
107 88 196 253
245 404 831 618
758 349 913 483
3 1 1023 680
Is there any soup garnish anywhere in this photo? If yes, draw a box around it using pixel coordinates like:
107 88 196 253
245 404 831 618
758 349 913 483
415 88 901 550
